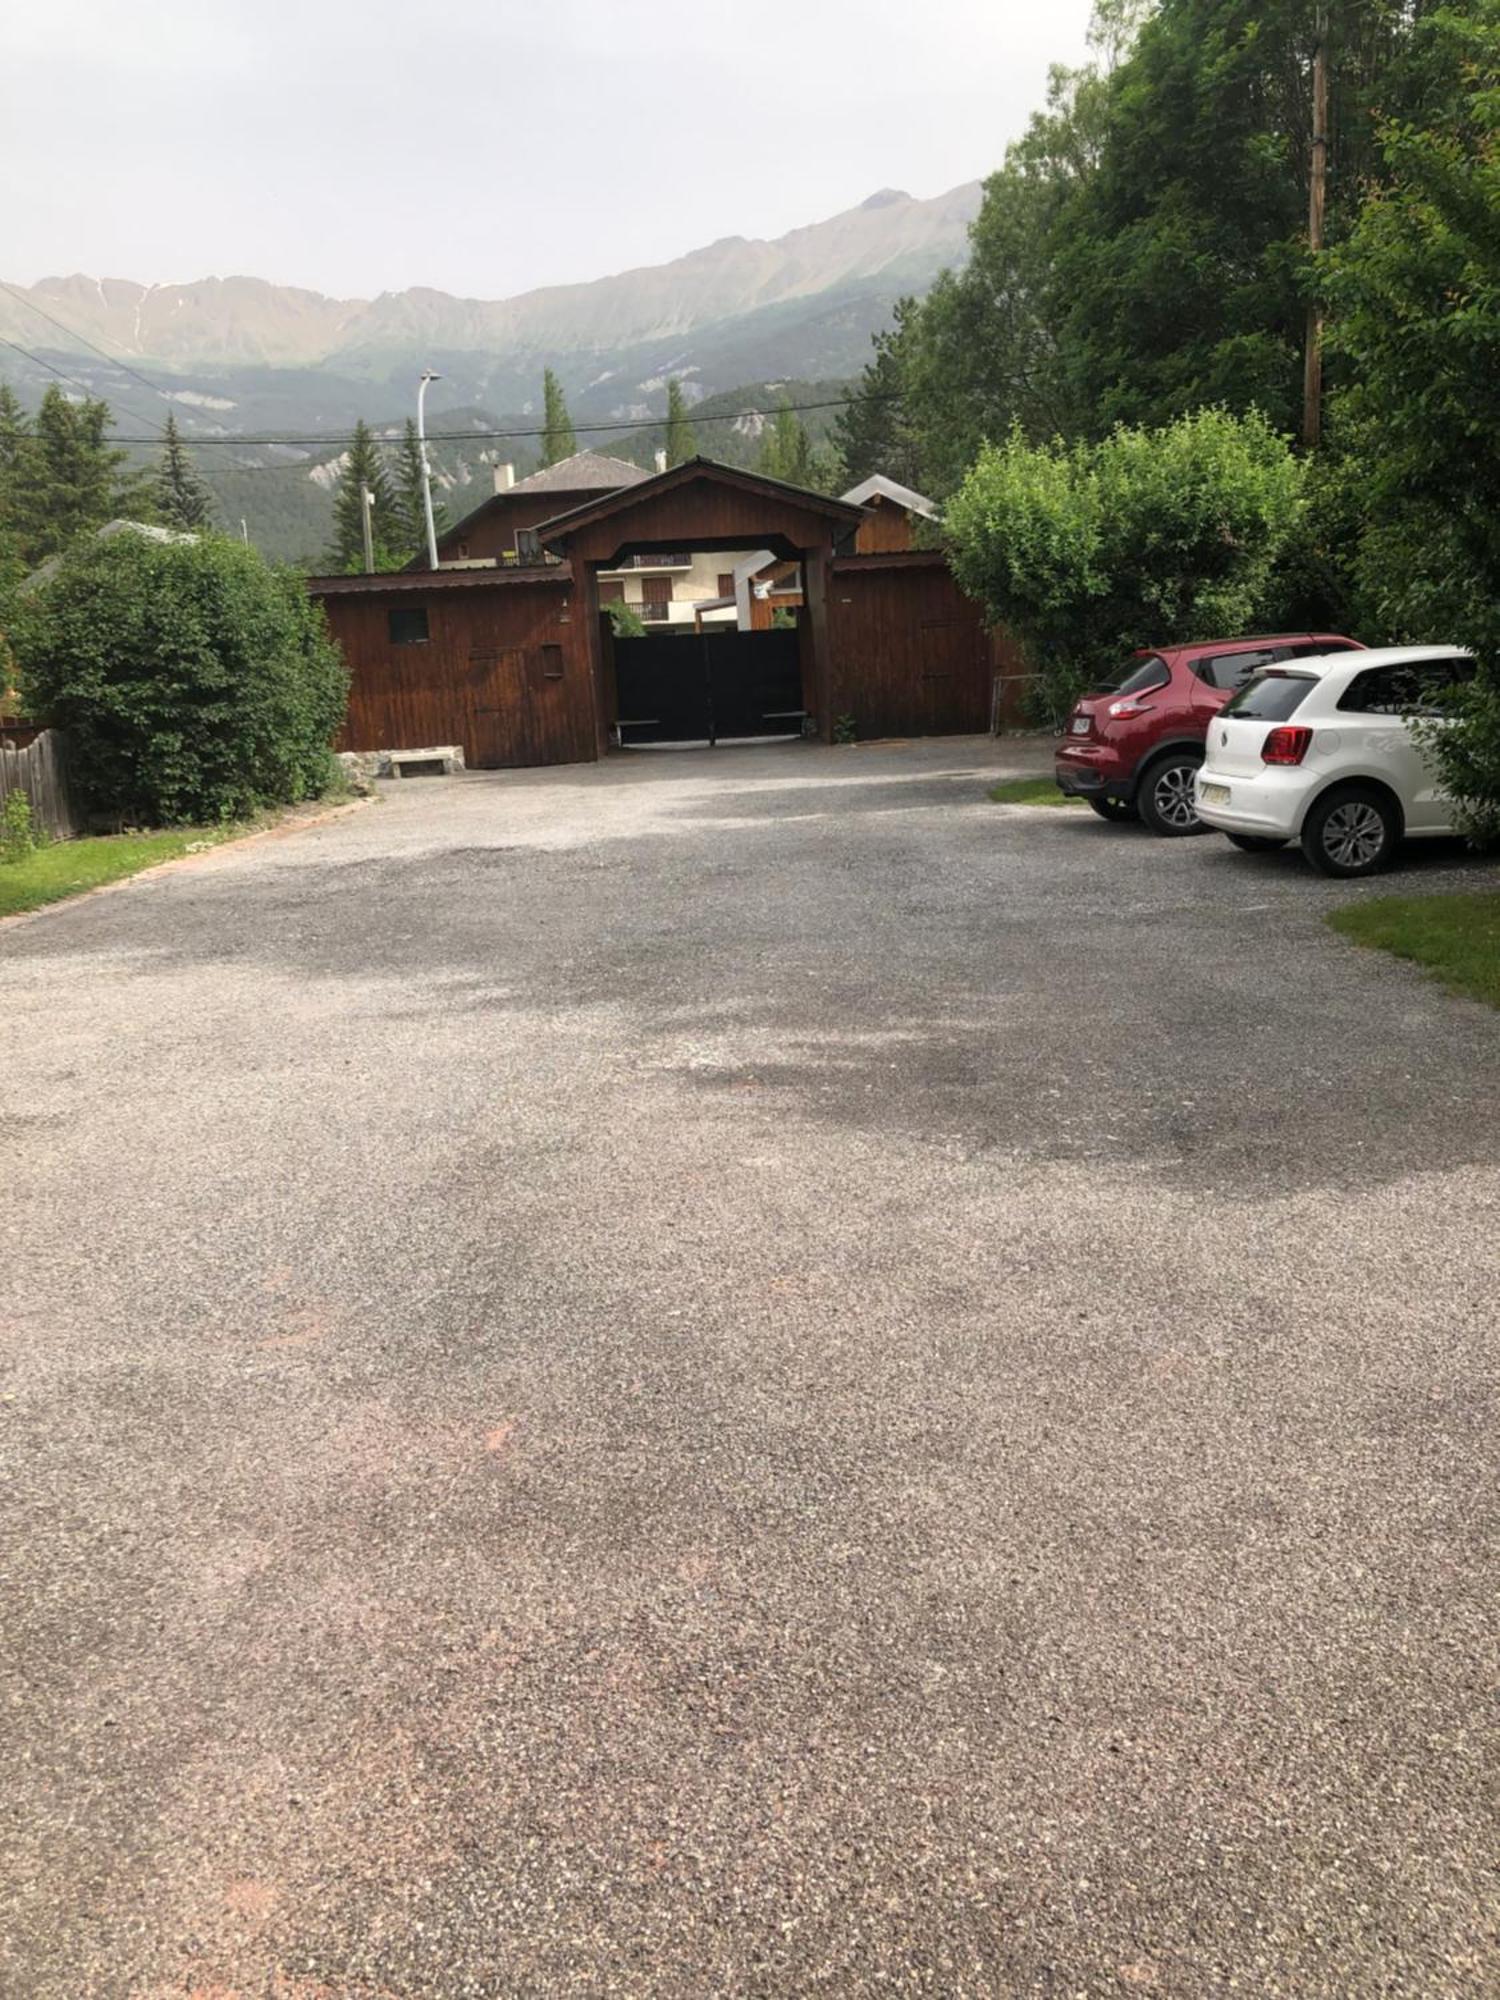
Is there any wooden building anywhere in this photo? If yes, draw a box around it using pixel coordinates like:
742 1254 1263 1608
430 451 649 566
309 457 1024 769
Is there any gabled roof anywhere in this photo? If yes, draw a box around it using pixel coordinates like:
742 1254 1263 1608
536 456 866 548
22 518 196 593
507 450 650 495
422 450 651 568
840 473 939 520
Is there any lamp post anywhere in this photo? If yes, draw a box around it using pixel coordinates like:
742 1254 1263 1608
417 369 442 570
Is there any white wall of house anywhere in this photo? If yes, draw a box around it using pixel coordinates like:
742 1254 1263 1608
603 550 763 628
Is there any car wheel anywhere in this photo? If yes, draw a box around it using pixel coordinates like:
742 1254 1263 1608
1087 796 1138 823
1226 833 1287 853
1300 785 1399 877
1137 753 1206 836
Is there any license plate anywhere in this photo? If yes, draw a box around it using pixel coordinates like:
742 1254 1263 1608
1070 717 1090 735
1200 782 1230 805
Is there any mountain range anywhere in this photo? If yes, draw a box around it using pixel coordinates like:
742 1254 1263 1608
2 185 979 426
0 183 981 558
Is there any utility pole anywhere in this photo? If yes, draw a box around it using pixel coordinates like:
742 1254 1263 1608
417 369 442 570
360 483 375 574
1302 10 1329 448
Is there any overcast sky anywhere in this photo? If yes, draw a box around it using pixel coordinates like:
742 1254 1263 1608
5 0 1095 300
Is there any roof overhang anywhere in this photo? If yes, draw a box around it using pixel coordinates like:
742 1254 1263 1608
536 456 866 553
308 566 569 597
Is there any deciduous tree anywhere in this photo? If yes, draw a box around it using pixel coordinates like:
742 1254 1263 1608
946 407 1304 720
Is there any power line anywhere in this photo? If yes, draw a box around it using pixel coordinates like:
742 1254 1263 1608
0 278 176 430
0 334 170 438
102 390 899 452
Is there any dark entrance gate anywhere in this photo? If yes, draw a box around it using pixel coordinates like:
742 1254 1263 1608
613 629 804 746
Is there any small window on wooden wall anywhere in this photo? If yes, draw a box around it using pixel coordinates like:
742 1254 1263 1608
540 644 564 680
388 607 430 645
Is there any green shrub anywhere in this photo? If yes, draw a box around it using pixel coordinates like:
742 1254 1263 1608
1415 668 1500 848
14 531 348 824
945 407 1304 724
1 788 36 862
604 598 646 639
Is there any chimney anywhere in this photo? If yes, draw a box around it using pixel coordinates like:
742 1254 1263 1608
653 448 668 474
493 461 515 494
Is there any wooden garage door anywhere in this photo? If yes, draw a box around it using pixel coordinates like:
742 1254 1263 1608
828 560 993 738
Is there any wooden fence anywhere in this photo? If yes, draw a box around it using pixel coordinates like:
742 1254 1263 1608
0 727 80 841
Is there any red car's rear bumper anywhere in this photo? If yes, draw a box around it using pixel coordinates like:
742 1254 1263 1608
1055 740 1132 798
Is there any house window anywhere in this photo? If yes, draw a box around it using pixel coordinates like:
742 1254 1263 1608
515 528 542 563
388 607 430 645
717 573 735 598
598 578 625 604
643 598 671 623
456 541 469 559
540 644 564 680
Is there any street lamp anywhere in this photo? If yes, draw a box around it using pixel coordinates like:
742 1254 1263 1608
417 369 442 571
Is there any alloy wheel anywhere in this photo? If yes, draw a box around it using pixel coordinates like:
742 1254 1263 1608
1152 764 1200 830
1322 800 1386 870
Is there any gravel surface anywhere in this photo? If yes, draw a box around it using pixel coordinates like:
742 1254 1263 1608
2 737 1497 1999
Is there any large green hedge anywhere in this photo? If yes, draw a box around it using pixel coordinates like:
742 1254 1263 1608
17 531 348 824
945 407 1305 723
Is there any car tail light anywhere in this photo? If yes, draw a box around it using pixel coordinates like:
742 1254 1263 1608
1107 697 1154 718
1262 725 1313 766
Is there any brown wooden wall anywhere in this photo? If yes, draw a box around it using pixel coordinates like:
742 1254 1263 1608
827 555 997 738
318 578 598 769
558 476 845 568
436 489 604 563
851 496 916 555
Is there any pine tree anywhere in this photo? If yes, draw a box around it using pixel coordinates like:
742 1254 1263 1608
326 420 398 572
0 384 35 553
540 369 577 466
758 399 815 488
664 380 696 466
392 418 446 562
155 413 214 531
20 387 152 567
832 301 924 489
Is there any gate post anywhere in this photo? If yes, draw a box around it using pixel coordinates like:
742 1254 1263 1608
802 545 834 742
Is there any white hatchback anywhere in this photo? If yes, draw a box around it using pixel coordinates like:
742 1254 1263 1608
1194 644 1476 876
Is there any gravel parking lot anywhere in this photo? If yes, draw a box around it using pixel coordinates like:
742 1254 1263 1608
2 737 1496 1998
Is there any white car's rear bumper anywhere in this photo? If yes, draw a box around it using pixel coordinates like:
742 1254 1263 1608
1194 765 1309 839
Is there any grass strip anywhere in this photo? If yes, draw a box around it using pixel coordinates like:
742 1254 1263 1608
0 828 229 919
988 777 1084 807
1327 888 1500 1009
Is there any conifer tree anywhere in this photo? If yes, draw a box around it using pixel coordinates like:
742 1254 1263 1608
0 384 34 553
664 379 696 467
758 399 815 488
326 419 398 572
155 413 214 531
392 418 446 561
21 387 151 567
540 369 577 466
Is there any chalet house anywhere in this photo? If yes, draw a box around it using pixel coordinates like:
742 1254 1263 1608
309 455 1023 769
431 451 650 567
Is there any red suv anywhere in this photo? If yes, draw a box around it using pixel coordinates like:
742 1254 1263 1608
1054 634 1365 834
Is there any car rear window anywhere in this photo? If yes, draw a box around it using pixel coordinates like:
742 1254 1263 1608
1098 654 1169 697
1192 648 1276 691
1222 670 1316 721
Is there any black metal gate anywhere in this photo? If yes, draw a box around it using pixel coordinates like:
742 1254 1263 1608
613 629 804 746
